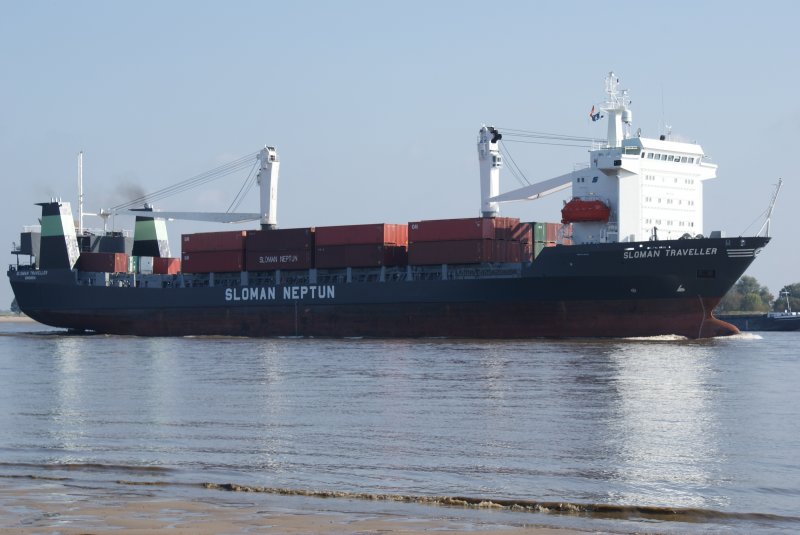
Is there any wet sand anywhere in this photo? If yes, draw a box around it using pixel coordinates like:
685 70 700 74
0 315 35 323
0 482 589 534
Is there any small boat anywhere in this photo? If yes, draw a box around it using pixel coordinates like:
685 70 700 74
718 291 800 331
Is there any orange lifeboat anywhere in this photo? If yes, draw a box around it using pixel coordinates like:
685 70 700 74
561 198 611 224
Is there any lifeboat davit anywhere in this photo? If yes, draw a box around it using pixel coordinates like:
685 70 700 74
561 198 611 224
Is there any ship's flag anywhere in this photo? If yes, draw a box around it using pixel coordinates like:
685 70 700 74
589 105 601 122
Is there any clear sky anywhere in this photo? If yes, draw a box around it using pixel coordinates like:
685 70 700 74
2 1 797 309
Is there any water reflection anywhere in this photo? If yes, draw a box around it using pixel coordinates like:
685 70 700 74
52 336 89 453
605 341 722 509
9 329 795 524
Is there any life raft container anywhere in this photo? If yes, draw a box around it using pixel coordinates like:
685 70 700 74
561 198 611 224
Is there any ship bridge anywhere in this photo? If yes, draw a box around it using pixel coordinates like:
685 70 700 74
482 72 719 245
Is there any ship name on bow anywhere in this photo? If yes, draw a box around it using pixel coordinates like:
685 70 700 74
225 285 336 302
623 247 717 260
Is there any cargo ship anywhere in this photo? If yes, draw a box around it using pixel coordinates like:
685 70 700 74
7 73 773 339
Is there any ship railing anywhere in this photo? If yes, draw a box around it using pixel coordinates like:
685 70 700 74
76 227 132 238
74 262 528 288
8 263 38 271
446 266 521 280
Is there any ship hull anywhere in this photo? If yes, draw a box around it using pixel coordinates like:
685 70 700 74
8 237 769 339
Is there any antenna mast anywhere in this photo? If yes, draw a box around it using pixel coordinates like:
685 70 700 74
758 177 783 237
78 150 84 235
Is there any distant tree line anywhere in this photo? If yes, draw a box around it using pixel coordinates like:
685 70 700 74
716 276 800 313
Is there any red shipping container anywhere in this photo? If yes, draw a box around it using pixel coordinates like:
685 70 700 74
315 244 407 268
519 241 533 263
246 228 315 251
409 217 519 242
409 218 491 242
182 231 247 253
77 252 128 273
408 239 508 265
315 223 408 246
492 217 523 239
246 249 314 271
494 240 521 263
153 257 181 274
545 222 560 243
497 222 531 243
181 250 244 273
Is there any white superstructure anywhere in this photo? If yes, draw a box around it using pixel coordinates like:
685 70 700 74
485 72 717 244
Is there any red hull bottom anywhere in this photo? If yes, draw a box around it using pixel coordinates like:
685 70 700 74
30 297 737 339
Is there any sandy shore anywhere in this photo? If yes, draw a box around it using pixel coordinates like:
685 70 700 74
0 315 36 323
0 482 591 535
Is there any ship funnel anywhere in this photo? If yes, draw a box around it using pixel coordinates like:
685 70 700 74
478 126 502 217
131 206 171 257
36 201 80 270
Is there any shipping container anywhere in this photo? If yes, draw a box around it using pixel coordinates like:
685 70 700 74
246 249 314 271
408 239 523 265
182 250 245 273
496 221 532 243
153 257 181 275
529 222 564 244
495 240 521 263
489 217 525 240
182 231 247 253
315 223 407 246
77 252 128 273
316 244 407 269
520 240 533 263
138 256 154 274
245 228 315 251
409 217 520 242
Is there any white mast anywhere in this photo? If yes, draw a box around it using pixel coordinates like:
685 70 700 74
477 126 502 217
758 177 783 237
257 146 280 229
78 150 84 235
601 72 632 147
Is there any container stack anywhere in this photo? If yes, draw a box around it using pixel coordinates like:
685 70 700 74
245 228 315 271
77 252 129 273
315 223 408 268
530 222 570 259
181 231 247 273
407 217 529 265
153 257 181 274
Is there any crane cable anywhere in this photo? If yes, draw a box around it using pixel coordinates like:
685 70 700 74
110 151 260 212
226 159 260 213
498 140 531 187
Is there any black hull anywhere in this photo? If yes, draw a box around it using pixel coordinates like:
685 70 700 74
8 237 769 339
